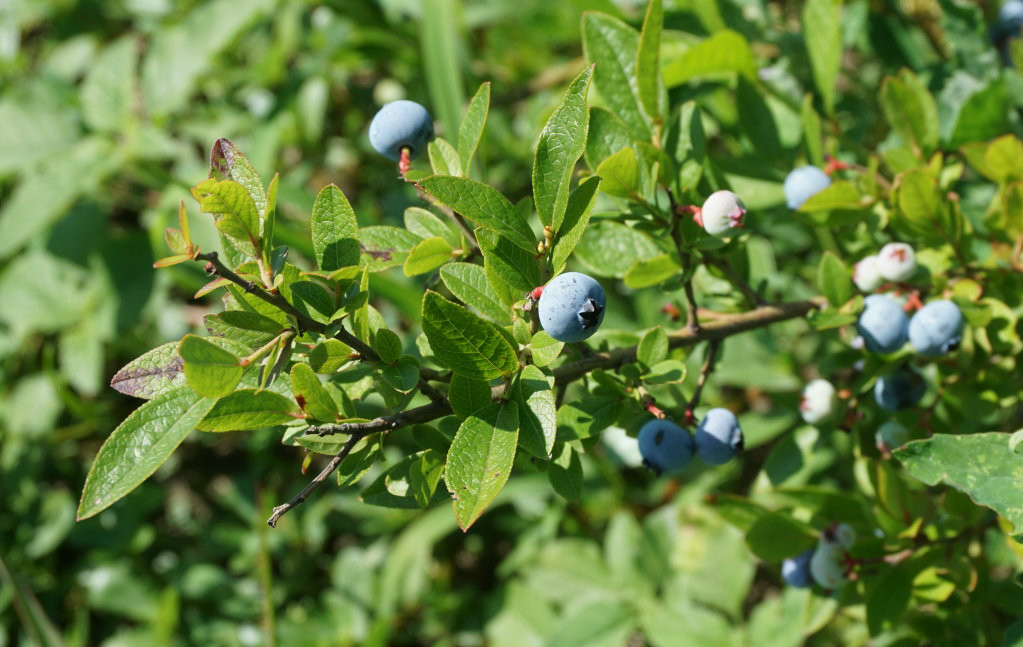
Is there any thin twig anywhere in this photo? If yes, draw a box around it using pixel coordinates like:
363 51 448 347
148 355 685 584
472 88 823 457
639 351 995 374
267 433 363 528
197 251 325 333
669 218 701 332
684 340 721 423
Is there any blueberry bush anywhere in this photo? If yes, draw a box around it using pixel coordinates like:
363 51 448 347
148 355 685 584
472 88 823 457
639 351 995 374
5 0 1023 644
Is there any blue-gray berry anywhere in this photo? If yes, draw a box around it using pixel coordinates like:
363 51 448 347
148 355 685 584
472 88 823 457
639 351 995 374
908 300 963 356
784 166 831 209
369 100 434 161
856 294 908 354
695 407 743 465
537 272 606 343
782 548 815 588
637 419 695 475
874 367 926 411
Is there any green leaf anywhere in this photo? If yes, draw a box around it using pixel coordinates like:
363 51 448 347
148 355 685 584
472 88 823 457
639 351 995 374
440 262 512 324
445 402 519 530
817 251 852 307
582 12 650 140
671 101 707 191
529 332 564 368
404 236 454 277
745 513 816 562
208 138 267 216
476 228 542 293
533 65 594 230
549 442 583 500
203 311 284 351
80 36 136 132
643 359 687 385
663 29 756 87
373 329 403 364
802 0 842 115
290 363 339 422
637 327 668 367
515 365 557 459
458 81 491 171
362 449 449 509
636 0 665 121
290 281 335 322
417 176 536 253
866 562 914 636
380 355 421 393
309 339 353 374
197 179 261 247
595 147 640 198
557 397 623 440
624 253 681 289
544 599 635 647
797 181 864 212
110 342 186 400
881 70 939 155
984 134 1023 183
896 169 953 242
801 94 825 166
429 138 463 177
551 176 601 272
195 389 298 431
178 335 243 398
77 387 217 519
421 292 519 380
574 220 660 279
409 449 447 507
311 184 360 271
359 226 423 272
449 374 493 418
405 207 459 246
585 108 633 168
895 433 1023 540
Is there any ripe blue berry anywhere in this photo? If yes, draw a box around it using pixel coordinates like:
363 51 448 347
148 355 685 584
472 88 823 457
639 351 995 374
782 549 815 588
874 367 926 411
908 300 964 356
537 272 606 343
637 419 695 475
784 166 831 209
695 407 743 465
368 100 434 161
856 294 908 354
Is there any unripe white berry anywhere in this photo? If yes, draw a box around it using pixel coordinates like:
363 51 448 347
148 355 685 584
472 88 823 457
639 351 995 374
853 255 883 292
877 243 916 282
700 190 746 236
800 379 836 424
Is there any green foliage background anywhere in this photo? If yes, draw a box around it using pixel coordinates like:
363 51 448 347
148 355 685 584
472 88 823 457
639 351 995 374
2 0 1023 645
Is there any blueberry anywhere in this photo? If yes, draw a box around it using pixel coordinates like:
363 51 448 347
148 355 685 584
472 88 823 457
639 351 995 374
876 242 916 282
695 407 744 465
782 549 815 588
637 419 695 475
993 0 1023 62
875 420 910 451
852 255 882 292
700 190 746 236
784 165 831 209
856 294 908 354
537 272 606 343
800 378 836 424
368 100 434 161
824 522 857 549
909 299 964 356
809 539 846 589
874 367 926 411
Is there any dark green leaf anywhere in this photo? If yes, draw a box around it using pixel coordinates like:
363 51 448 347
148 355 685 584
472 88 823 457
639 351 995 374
440 262 511 324
290 363 339 422
817 251 852 307
458 81 491 170
515 365 557 459
417 176 536 253
745 513 816 562
421 292 518 380
196 389 299 431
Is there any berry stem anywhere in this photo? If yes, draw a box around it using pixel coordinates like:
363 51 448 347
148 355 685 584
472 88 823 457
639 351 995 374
684 340 721 423
398 147 413 178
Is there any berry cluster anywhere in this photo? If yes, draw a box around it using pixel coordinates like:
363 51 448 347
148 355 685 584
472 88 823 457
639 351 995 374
636 408 744 475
